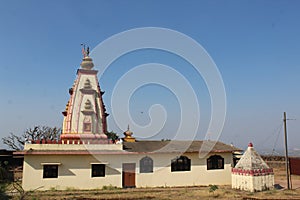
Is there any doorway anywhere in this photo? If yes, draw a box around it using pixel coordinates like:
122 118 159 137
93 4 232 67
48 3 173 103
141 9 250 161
122 163 136 188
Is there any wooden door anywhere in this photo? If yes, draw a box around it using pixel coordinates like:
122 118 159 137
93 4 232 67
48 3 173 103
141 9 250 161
122 163 136 188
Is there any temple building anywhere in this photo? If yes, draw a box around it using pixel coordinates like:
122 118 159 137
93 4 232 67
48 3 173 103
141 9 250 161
17 48 240 191
232 143 274 192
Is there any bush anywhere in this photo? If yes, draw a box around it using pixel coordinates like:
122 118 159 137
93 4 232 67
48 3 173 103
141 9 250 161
0 183 10 200
209 184 218 194
102 184 118 190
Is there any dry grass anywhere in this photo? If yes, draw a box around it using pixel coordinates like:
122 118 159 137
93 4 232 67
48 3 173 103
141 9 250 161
11 185 300 200
271 163 300 190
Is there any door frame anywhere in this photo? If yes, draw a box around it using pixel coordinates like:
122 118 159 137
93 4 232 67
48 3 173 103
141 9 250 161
122 163 136 188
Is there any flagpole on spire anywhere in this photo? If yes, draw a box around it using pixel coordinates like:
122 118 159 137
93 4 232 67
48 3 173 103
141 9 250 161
87 46 90 56
81 43 86 58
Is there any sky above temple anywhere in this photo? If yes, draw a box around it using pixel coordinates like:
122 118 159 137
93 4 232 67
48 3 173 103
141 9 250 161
0 0 299 153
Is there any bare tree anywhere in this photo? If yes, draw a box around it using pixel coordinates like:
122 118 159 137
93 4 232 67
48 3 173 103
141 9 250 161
9 181 43 200
2 126 61 150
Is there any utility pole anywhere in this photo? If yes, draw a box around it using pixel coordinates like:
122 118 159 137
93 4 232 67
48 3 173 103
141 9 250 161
283 112 290 190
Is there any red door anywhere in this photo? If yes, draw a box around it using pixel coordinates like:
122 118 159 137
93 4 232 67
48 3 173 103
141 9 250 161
122 163 136 188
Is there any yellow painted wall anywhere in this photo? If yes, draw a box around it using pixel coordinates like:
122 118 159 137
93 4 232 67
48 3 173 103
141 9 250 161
136 153 233 187
22 152 233 191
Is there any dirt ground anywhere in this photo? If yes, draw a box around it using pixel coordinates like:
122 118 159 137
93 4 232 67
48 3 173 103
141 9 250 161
272 164 300 190
8 162 300 200
13 185 300 200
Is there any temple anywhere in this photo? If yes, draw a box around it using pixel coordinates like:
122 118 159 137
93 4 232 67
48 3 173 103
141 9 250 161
61 46 109 144
17 48 242 191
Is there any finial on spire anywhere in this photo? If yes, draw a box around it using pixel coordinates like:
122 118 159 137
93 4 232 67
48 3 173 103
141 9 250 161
80 43 94 70
81 43 90 58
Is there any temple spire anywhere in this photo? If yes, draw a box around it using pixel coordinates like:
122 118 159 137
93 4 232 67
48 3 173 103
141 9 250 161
61 52 108 144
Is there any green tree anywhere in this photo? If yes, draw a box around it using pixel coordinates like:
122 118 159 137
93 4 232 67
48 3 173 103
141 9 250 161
105 131 119 141
2 126 61 150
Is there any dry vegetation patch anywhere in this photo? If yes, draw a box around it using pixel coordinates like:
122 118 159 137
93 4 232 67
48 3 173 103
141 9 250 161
9 185 300 200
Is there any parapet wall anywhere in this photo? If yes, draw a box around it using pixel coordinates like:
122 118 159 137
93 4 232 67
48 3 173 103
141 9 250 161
24 143 123 151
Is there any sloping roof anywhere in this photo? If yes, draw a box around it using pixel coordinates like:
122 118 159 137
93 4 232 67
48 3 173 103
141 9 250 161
123 140 239 153
234 143 270 170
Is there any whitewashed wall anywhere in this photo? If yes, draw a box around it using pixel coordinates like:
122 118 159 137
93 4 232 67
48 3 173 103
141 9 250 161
22 151 233 190
232 174 274 192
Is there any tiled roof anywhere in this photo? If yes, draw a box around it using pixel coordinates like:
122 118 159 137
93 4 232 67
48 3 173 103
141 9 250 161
123 140 240 153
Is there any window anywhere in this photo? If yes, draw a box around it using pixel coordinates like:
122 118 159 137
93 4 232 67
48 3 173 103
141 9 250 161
207 155 224 170
171 156 191 172
140 156 153 173
43 165 58 178
91 164 105 177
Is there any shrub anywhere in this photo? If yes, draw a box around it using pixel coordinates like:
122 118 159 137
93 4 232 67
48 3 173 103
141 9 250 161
102 184 118 190
209 184 218 195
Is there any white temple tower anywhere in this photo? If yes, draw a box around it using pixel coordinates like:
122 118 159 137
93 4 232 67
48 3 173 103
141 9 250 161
61 47 109 144
232 143 274 192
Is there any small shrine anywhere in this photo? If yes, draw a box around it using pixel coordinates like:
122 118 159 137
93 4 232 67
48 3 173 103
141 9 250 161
123 125 136 142
232 143 274 192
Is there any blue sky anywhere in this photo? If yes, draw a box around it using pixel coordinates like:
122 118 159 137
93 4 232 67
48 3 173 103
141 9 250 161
0 0 299 153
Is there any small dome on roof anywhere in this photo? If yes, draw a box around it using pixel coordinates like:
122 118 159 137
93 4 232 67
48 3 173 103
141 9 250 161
123 125 136 142
124 125 133 137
